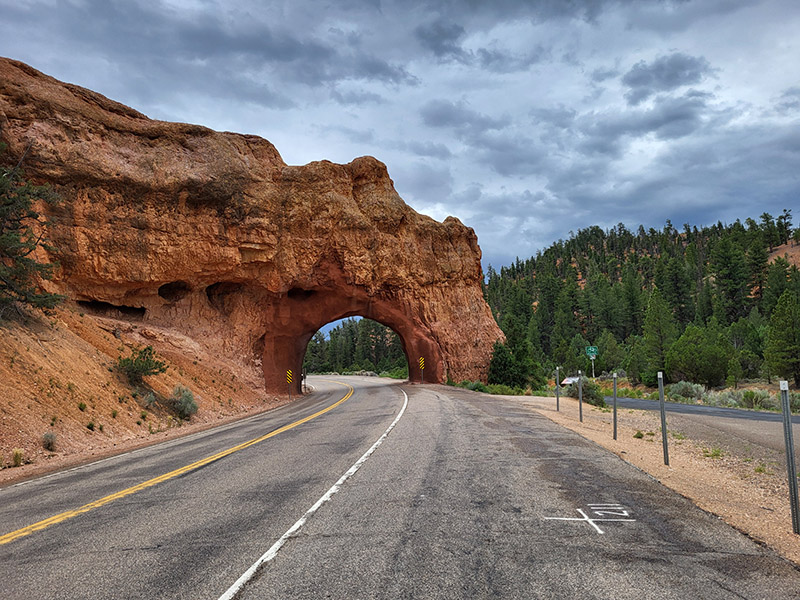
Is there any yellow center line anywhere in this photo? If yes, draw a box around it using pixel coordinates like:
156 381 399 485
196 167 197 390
0 381 354 546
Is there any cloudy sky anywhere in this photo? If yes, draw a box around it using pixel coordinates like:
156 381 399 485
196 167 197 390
2 0 799 269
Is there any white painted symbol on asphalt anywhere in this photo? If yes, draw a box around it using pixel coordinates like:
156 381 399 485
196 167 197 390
544 504 635 534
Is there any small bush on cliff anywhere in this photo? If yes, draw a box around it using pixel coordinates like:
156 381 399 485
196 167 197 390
117 345 168 384
0 143 64 317
168 385 197 420
42 431 57 451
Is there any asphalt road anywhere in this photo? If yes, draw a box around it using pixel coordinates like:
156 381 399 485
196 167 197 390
607 395 800 423
1 376 799 599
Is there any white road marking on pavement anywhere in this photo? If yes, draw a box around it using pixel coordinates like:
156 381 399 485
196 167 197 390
544 505 636 534
217 388 409 600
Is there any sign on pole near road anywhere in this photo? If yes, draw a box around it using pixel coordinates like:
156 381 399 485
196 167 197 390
586 346 598 358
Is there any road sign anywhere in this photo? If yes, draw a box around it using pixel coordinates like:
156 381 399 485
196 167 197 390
286 369 293 384
419 357 425 370
586 346 598 358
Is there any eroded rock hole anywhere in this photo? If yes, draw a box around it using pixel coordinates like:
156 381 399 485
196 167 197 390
158 281 191 303
206 282 243 313
287 287 316 300
77 300 146 319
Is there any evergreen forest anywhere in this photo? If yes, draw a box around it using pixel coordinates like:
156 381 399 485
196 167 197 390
484 209 800 390
303 318 408 377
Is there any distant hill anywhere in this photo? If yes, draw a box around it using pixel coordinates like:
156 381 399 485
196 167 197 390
484 210 799 386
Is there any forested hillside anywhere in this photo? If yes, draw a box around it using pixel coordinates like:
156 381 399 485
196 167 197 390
484 210 800 389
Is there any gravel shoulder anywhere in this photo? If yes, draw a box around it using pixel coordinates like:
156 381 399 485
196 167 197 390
513 394 800 567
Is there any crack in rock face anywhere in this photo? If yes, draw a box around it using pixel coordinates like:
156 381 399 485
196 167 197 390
0 58 503 393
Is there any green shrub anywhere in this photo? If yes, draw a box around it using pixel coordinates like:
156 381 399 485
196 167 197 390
12 448 24 467
169 385 198 420
485 383 524 395
379 365 408 379
667 381 704 402
740 389 771 410
42 431 57 451
705 390 743 409
116 346 168 384
466 381 489 393
565 376 605 407
86 421 95 431
78 401 87 412
633 430 644 439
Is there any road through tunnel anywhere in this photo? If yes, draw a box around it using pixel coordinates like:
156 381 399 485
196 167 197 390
259 286 442 394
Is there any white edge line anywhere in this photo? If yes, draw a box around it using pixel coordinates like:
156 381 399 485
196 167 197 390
217 388 409 600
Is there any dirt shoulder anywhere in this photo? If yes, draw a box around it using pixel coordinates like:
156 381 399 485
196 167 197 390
515 394 800 566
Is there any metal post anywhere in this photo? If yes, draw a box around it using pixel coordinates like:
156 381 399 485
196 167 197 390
578 370 583 422
613 372 618 441
555 366 560 412
780 381 800 535
591 356 595 379
658 371 669 466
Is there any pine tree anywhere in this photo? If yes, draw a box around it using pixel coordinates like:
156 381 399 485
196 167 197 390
762 257 790 317
665 324 728 388
746 236 769 303
642 288 677 384
0 147 64 316
488 341 532 389
765 290 800 387
624 335 648 385
595 329 624 374
777 208 793 246
760 212 780 251
663 257 693 324
711 237 749 325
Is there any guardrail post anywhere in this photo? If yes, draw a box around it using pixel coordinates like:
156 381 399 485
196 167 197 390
555 366 560 412
658 371 669 466
780 381 800 535
613 372 618 441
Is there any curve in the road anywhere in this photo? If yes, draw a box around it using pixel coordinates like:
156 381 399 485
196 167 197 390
0 381 354 546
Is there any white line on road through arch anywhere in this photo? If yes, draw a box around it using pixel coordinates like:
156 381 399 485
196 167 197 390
217 387 410 600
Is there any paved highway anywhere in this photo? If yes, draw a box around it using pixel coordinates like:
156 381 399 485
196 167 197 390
608 395 800 423
1 376 799 599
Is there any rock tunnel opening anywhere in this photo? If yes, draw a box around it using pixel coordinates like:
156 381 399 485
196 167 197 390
258 287 443 394
302 318 409 379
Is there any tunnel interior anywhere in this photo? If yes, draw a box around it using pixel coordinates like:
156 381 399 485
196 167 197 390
258 286 442 394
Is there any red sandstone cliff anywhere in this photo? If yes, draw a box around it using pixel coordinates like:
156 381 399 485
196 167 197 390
0 57 503 392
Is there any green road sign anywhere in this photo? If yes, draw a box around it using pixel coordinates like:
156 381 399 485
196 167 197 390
586 346 598 358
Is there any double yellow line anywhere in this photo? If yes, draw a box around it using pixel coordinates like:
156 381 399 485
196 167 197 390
0 382 353 546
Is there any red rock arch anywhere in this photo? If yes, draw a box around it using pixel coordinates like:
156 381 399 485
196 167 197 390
261 287 440 394
0 57 504 396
